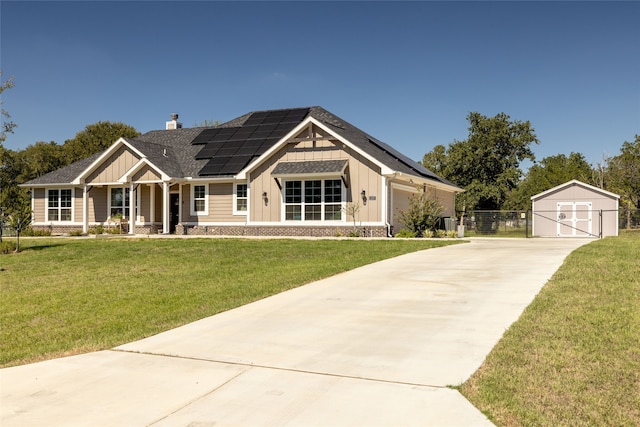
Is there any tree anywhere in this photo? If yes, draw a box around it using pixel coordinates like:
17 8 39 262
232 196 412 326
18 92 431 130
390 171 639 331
504 152 595 210
396 188 445 237
5 204 32 252
423 112 538 211
606 135 640 229
63 121 140 163
1 72 17 144
17 141 66 182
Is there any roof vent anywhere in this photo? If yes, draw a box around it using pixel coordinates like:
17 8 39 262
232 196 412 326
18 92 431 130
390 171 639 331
166 113 182 130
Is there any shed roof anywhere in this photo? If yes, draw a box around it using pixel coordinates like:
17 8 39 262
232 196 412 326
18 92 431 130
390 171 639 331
531 179 620 201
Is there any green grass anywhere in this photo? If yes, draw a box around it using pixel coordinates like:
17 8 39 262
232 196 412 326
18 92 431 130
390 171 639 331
0 237 462 367
461 231 640 426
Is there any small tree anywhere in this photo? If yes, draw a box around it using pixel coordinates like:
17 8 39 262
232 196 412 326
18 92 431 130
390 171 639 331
343 202 361 236
6 205 32 252
397 189 444 237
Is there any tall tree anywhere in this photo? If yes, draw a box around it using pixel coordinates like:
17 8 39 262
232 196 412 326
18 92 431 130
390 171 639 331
17 141 66 182
606 135 640 229
63 121 140 163
423 112 538 211
0 71 17 144
504 152 595 210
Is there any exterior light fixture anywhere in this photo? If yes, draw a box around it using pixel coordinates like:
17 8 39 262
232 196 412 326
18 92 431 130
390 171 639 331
361 190 367 204
262 191 268 205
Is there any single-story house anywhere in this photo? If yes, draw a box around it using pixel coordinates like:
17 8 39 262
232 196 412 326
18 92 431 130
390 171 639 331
22 107 462 237
531 179 620 238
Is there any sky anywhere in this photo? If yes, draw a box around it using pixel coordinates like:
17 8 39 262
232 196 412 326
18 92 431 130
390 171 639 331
1 1 639 170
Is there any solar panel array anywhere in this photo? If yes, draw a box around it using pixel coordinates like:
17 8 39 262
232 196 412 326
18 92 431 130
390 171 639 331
194 108 310 176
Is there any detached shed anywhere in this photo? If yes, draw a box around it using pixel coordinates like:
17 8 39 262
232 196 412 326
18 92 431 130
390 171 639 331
531 180 619 238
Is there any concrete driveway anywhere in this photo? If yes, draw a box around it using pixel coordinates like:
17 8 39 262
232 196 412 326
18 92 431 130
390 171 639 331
1 238 590 426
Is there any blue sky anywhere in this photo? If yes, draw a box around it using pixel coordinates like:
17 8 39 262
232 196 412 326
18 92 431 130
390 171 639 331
2 1 639 169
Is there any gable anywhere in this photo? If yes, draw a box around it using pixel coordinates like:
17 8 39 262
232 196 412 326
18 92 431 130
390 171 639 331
85 145 141 184
531 180 620 201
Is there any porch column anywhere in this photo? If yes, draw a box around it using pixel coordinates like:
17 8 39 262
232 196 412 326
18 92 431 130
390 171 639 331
128 182 135 235
82 184 89 234
162 181 170 234
149 184 155 226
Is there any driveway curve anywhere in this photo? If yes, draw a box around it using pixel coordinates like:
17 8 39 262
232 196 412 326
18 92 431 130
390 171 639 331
1 238 590 426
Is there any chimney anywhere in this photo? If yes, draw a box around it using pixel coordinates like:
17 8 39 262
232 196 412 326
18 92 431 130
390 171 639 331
166 113 182 130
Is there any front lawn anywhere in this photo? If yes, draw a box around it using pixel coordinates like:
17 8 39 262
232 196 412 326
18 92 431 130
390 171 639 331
0 237 461 367
461 231 640 426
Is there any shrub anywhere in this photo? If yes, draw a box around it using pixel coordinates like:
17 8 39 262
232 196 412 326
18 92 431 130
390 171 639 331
395 229 416 238
88 225 105 235
435 229 447 238
69 230 85 237
0 241 17 254
446 230 458 238
396 189 444 237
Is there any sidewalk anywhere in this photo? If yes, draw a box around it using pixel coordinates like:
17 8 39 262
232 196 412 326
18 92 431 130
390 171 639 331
1 238 590 426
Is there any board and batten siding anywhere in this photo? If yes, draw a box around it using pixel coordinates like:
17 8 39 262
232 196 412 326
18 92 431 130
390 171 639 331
249 138 383 223
86 146 140 184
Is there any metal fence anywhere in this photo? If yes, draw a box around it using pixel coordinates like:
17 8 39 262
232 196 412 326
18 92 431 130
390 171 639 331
459 208 639 238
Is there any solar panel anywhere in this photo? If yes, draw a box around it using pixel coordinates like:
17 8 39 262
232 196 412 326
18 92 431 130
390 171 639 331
193 108 310 176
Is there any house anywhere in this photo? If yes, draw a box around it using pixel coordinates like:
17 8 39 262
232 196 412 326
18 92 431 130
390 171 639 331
22 107 462 237
531 179 619 238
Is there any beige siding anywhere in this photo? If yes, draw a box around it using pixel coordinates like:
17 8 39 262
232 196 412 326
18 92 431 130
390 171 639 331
73 188 83 222
86 146 140 183
180 183 244 223
132 165 161 182
32 188 46 223
89 186 108 222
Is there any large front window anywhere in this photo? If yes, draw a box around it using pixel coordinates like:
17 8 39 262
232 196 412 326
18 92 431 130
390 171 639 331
110 188 130 218
235 184 247 214
284 179 343 221
48 189 72 221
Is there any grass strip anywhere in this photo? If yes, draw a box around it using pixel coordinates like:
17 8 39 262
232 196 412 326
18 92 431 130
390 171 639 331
0 237 462 367
461 231 640 426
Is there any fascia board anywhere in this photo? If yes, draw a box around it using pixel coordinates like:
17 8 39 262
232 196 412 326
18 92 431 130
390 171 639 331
387 172 464 193
72 138 145 185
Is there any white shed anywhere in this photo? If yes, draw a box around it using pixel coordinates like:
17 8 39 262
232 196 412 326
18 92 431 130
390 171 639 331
531 180 619 238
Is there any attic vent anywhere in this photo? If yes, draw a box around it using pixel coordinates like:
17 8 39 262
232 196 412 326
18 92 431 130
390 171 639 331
166 113 182 130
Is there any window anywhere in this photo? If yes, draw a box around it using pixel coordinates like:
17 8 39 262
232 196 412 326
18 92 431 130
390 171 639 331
235 183 247 214
110 188 130 218
284 179 343 221
48 189 72 221
190 184 208 216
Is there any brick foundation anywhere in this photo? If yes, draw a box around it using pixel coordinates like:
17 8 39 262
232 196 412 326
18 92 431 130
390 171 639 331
29 224 389 238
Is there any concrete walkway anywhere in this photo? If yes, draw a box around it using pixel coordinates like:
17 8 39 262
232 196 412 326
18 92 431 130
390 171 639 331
1 238 590 426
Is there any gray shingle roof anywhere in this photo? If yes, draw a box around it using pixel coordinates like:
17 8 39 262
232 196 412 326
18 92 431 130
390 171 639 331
272 159 348 175
22 107 459 190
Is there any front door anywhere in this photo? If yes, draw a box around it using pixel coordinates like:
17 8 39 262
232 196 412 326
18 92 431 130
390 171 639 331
557 202 592 237
169 193 180 234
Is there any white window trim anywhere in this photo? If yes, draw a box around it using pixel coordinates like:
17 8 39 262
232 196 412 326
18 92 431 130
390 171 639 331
108 187 134 219
190 184 209 216
281 178 345 223
233 183 248 216
46 188 74 223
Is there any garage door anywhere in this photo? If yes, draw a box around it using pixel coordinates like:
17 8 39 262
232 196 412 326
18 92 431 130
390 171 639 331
557 202 592 237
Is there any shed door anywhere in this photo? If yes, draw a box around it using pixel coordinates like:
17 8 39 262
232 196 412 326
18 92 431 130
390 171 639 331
557 202 592 237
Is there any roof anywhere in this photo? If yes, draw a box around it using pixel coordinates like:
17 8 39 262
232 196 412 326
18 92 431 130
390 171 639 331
272 159 348 176
22 107 459 190
531 179 620 201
